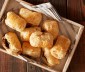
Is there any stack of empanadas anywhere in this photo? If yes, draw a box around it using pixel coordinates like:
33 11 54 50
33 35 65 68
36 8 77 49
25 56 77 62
2 8 71 67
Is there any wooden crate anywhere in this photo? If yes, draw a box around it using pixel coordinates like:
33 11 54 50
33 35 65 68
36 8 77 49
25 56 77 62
0 0 84 72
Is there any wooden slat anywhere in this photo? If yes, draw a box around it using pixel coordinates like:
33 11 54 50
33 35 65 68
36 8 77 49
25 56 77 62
67 0 83 22
67 0 85 72
0 0 9 19
0 0 4 11
0 51 27 72
83 0 85 5
49 0 67 18
81 0 85 20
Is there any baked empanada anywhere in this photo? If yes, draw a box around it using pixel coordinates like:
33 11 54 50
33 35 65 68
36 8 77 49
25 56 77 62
2 32 22 55
43 47 59 66
5 12 27 32
20 27 41 41
19 8 42 26
41 32 53 48
50 35 71 59
22 42 41 58
42 20 59 39
30 31 53 48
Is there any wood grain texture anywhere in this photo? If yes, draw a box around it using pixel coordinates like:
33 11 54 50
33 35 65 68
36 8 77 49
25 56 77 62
0 0 85 72
67 0 83 22
0 51 27 72
0 0 4 11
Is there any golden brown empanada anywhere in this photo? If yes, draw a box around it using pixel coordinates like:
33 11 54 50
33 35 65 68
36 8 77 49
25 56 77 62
30 31 53 48
42 20 59 39
22 42 41 58
43 47 59 66
2 32 22 55
41 32 53 48
29 31 42 47
50 35 71 59
19 8 42 26
20 27 41 41
5 12 27 32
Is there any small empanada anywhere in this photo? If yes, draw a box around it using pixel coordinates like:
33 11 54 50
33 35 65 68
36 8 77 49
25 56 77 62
50 35 71 59
20 27 41 41
19 8 42 26
42 20 59 39
22 42 41 58
43 47 59 66
2 32 22 55
5 12 27 32
30 31 53 48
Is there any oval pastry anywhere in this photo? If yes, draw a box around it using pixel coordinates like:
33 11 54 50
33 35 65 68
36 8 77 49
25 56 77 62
2 32 22 55
50 35 71 59
22 42 41 58
30 31 53 48
29 31 42 47
42 20 59 40
20 27 41 41
43 47 59 66
19 8 42 26
5 12 27 32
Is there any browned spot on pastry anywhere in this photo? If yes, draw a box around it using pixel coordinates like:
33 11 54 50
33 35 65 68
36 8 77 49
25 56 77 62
5 39 9 48
17 51 22 54
2 37 9 49
26 23 32 28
